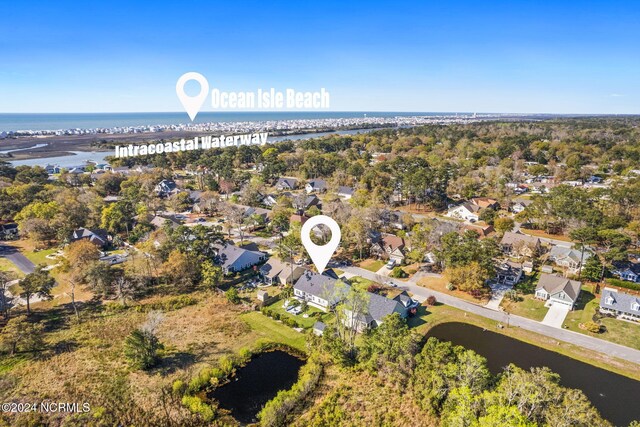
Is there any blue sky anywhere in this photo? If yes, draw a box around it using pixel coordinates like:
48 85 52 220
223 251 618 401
0 0 638 114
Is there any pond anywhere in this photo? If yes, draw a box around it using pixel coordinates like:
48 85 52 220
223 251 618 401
427 322 640 426
208 350 304 424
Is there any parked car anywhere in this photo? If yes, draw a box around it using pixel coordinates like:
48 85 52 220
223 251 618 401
386 260 396 269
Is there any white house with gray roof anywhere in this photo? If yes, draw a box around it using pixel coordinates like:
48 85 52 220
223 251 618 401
293 271 343 311
535 273 581 308
275 177 298 191
305 179 327 194
600 287 640 322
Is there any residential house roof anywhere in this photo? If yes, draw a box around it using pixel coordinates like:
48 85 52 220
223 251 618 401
294 270 342 303
392 290 418 309
70 227 107 246
360 292 405 325
275 177 298 189
548 246 591 264
500 231 541 247
380 233 405 252
306 179 327 191
536 273 581 301
259 258 306 281
313 321 327 333
600 287 640 316
470 197 499 209
150 215 181 229
213 243 266 271
337 186 355 197
156 179 177 192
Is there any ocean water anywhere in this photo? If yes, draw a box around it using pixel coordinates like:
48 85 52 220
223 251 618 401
0 111 459 133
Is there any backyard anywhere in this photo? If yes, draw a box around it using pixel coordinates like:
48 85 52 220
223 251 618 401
241 311 307 351
264 298 333 329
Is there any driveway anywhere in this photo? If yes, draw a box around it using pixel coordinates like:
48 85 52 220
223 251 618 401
0 244 36 274
541 302 570 328
485 282 513 310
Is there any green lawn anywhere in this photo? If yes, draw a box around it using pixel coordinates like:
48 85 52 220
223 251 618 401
0 258 24 278
24 248 59 266
500 295 549 321
564 290 640 351
265 299 333 328
359 259 385 272
348 276 376 290
241 311 307 351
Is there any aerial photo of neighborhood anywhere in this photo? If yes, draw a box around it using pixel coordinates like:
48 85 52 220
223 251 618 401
1 1 640 427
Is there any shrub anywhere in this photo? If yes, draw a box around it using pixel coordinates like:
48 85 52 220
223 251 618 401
426 295 437 306
390 267 408 278
582 321 603 333
123 329 163 370
225 287 240 304
181 395 215 421
172 380 185 396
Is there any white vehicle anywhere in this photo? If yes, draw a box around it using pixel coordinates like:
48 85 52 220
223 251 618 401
386 260 396 269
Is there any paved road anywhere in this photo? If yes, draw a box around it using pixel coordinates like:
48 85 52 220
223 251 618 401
0 244 36 274
342 265 640 365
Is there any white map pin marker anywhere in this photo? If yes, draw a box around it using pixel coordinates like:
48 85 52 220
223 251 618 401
301 215 341 274
176 72 209 121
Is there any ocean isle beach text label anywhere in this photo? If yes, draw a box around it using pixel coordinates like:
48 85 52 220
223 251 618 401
176 72 330 121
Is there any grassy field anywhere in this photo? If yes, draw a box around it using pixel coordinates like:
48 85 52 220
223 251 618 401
241 311 307 351
500 295 549 321
358 259 385 272
563 288 640 351
24 247 59 266
0 293 265 425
